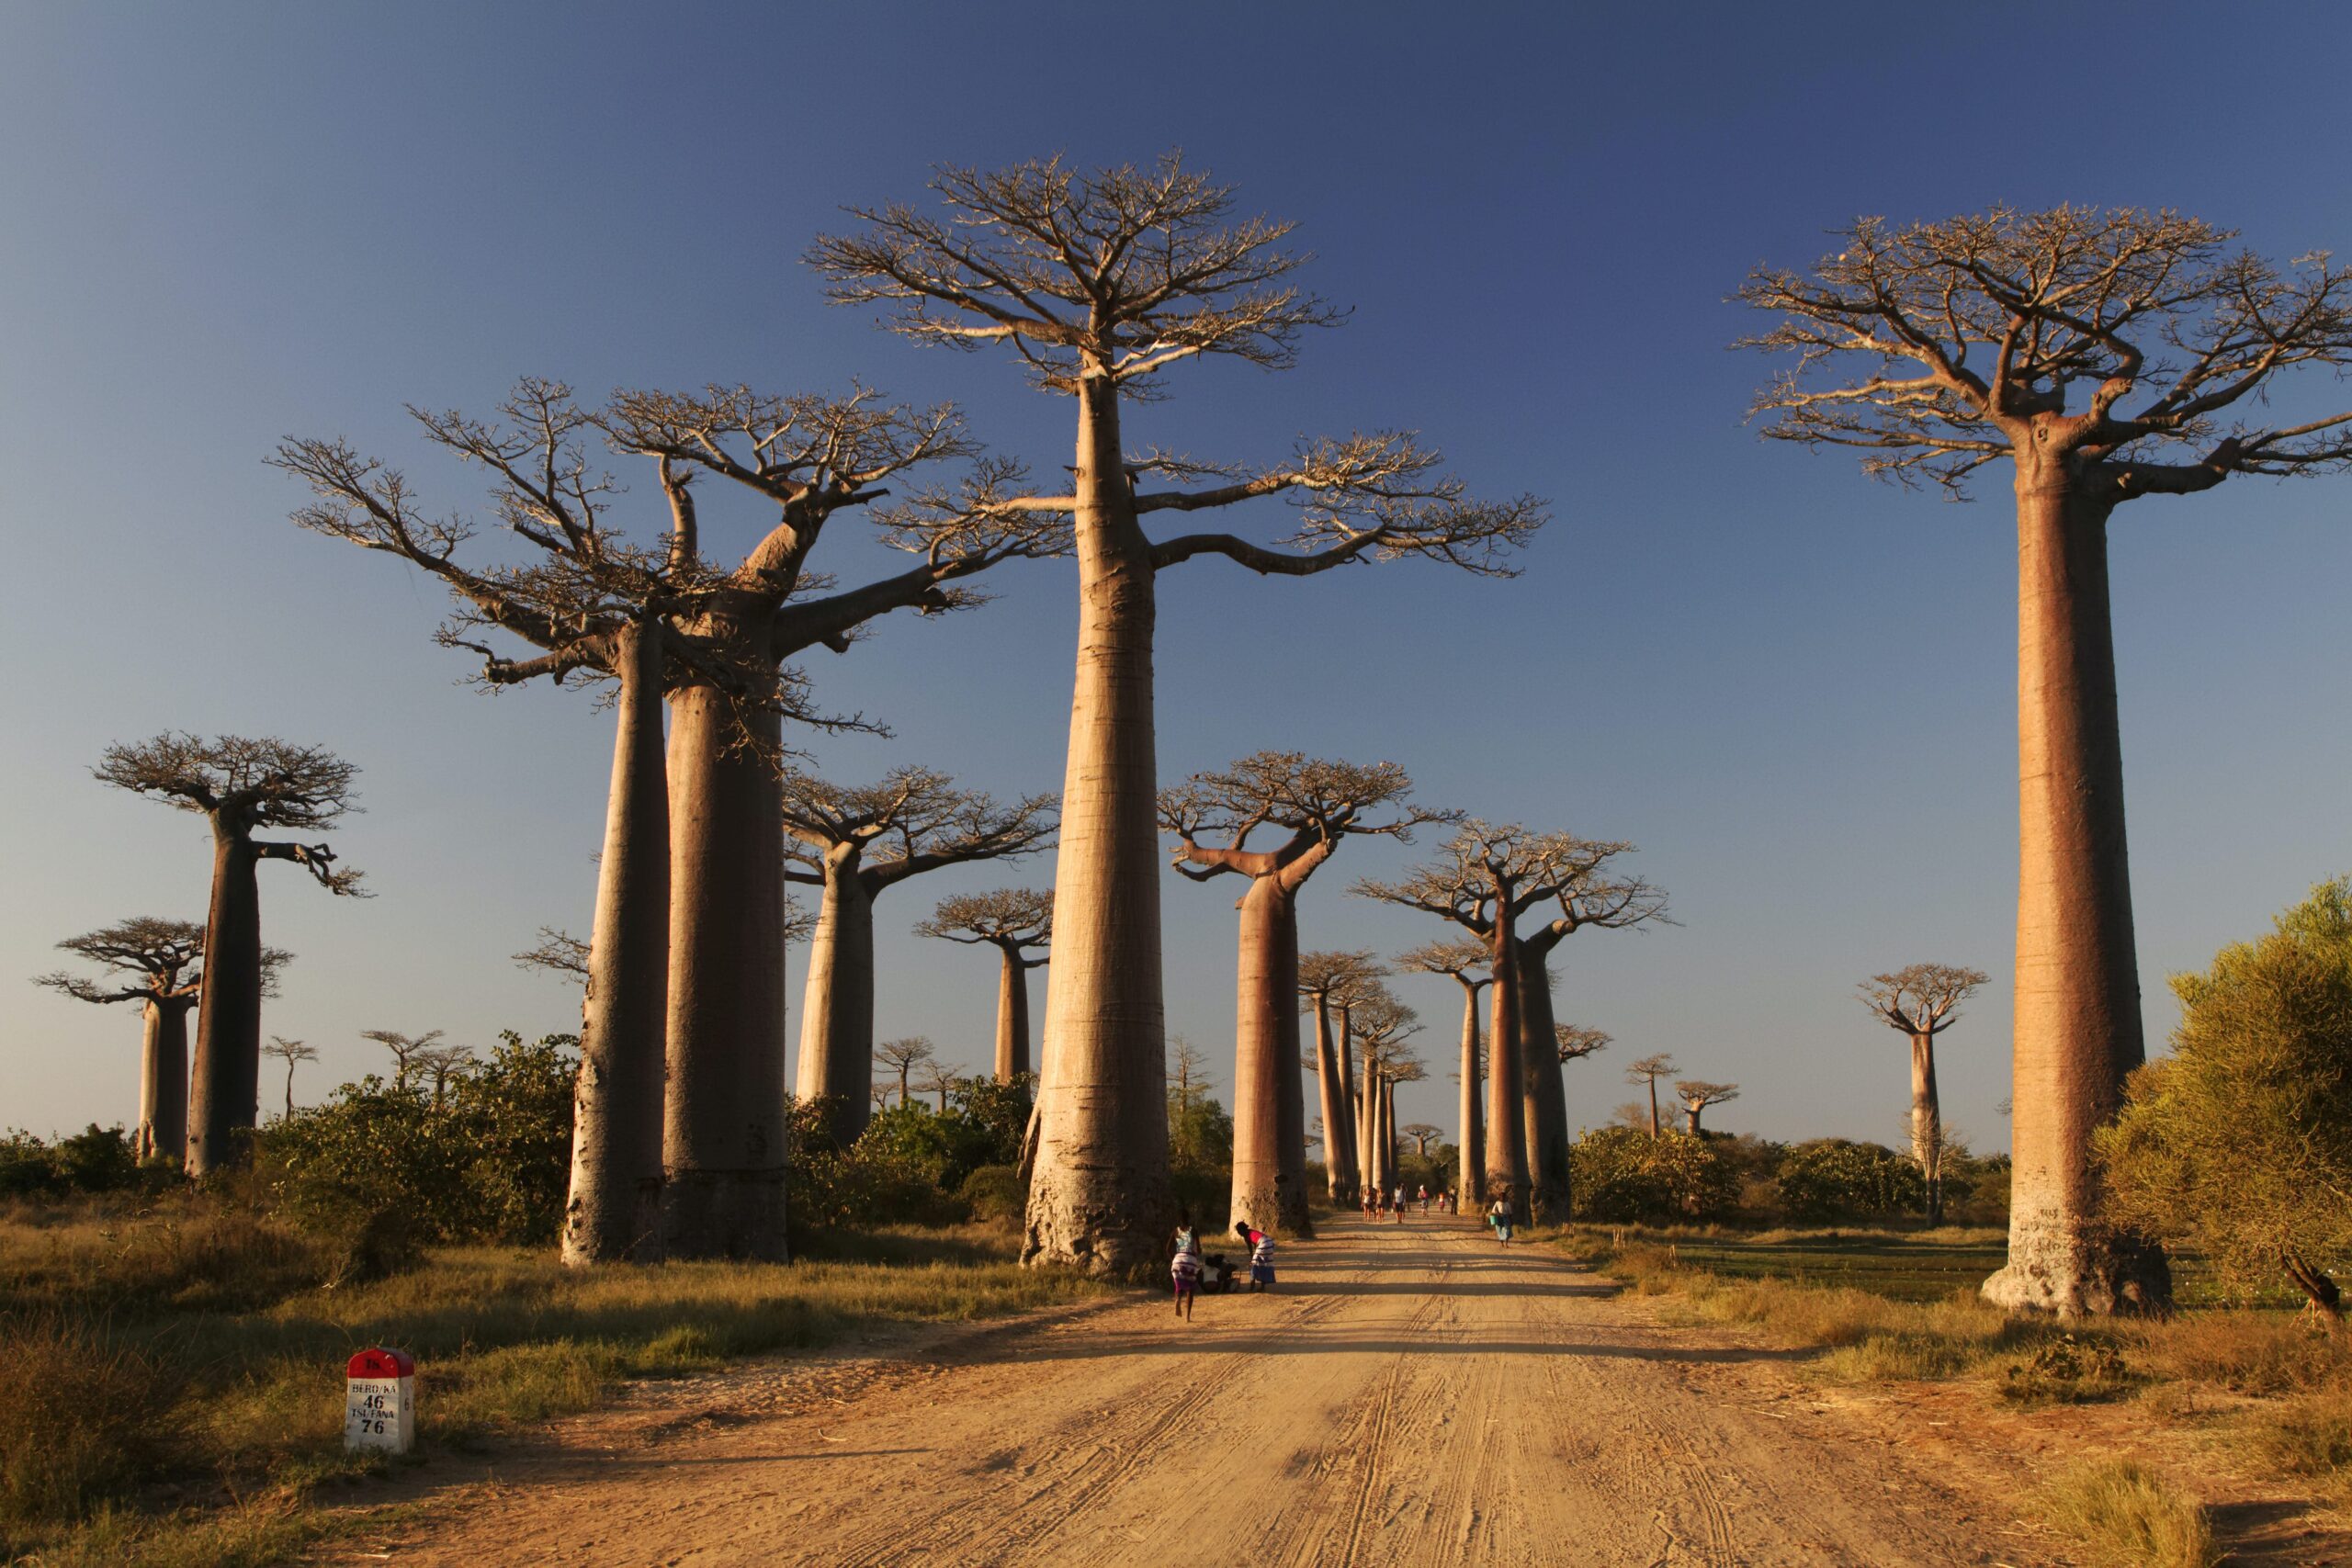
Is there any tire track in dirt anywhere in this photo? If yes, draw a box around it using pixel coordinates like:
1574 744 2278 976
361 1217 2034 1567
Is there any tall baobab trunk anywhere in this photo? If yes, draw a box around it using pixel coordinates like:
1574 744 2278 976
137 999 190 1163
1517 952 1574 1224
1909 1030 1944 1228
1983 481 2170 1314
993 944 1034 1080
1486 923 1531 1222
662 688 789 1261
1026 377 1171 1276
1335 1003 1361 1201
1356 1046 1379 1198
187 830 263 1177
1646 1077 1662 1137
563 623 670 1266
795 852 878 1150
1228 878 1312 1235
1455 981 1485 1205
1379 1077 1396 1191
1311 994 1355 1203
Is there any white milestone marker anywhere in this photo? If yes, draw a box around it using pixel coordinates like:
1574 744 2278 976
345 1347 417 1454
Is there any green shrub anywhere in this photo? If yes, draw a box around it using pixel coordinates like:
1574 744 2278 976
0 1127 144 1200
958 1165 1024 1224
259 1032 577 1247
1775 1139 1927 1223
1570 1127 1736 1223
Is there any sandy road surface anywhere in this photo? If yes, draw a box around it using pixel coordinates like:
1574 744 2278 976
368 1217 2034 1567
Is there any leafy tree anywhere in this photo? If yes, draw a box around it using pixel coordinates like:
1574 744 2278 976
1776 1139 1928 1224
1569 1127 1736 1224
2098 878 2352 1325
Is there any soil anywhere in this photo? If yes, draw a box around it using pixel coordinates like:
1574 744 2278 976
325 1215 2347 1567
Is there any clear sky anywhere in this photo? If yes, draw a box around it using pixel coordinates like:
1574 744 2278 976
5 2 2348 1156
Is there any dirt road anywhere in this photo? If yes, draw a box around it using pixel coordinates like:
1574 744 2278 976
369 1217 2037 1566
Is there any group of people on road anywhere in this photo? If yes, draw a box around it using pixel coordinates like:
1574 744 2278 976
1170 1217 1276 1321
1358 1182 1453 1222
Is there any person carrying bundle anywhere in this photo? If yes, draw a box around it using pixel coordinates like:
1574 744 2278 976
1234 1222 1276 1292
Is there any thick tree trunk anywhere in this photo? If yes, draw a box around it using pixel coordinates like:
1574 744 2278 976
187 829 261 1177
796 854 877 1150
1486 920 1531 1222
137 999 189 1163
562 624 671 1266
1312 996 1355 1203
1336 1005 1361 1202
1379 1077 1396 1192
1228 877 1311 1235
1647 1080 1661 1138
662 688 788 1261
1023 376 1171 1278
993 945 1033 1081
1456 981 1485 1205
2282 1250 2346 1331
1518 951 1574 1224
1909 1031 1943 1229
1684 1105 1702 1135
1357 1051 1379 1197
1983 481 2170 1315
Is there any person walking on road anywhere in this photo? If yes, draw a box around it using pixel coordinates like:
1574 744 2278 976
1487 1196 1513 1244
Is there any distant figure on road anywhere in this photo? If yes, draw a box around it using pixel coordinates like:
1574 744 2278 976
1416 1184 1430 1213
1487 1197 1513 1244
1392 1185 1406 1224
1235 1222 1276 1292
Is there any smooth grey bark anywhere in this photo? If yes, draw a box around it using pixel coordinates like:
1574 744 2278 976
994 946 1035 1081
1454 979 1485 1205
1026 378 1172 1278
1518 938 1574 1224
1309 994 1354 1204
1910 1031 1944 1227
1983 483 2170 1314
562 621 671 1266
661 690 789 1261
795 850 877 1149
139 998 192 1163
187 831 263 1178
1485 918 1532 1223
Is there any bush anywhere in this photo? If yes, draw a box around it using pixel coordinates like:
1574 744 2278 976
260 1032 578 1248
1775 1139 1927 1223
958 1165 1024 1224
2038 1459 2217 1568
0 1127 144 1200
2098 876 2352 1317
1570 1127 1736 1223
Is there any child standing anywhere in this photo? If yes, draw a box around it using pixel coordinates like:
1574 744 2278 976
1234 1222 1276 1292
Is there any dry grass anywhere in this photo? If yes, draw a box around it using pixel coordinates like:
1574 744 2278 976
2037 1459 2219 1568
0 1201 1106 1565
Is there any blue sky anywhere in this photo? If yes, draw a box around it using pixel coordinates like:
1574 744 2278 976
5 2 2349 1154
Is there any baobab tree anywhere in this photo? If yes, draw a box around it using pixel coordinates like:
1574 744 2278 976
286 382 1051 1265
915 1059 960 1114
262 1036 317 1121
916 889 1052 1081
814 155 1546 1275
1162 753 1447 1237
786 769 1054 1147
1402 1123 1443 1160
1676 1080 1739 1136
1859 964 1989 1225
1625 1054 1680 1138
1742 209 2352 1312
1398 937 1493 1204
1349 987 1422 1200
600 390 1060 1261
1297 950 1385 1205
363 1029 444 1090
1357 823 1663 1223
36 918 207 1160
414 1043 475 1111
96 736 362 1176
876 1038 936 1109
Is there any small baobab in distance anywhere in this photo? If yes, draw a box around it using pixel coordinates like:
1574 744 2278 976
1397 937 1495 1204
1296 950 1387 1206
36 918 209 1161
916 889 1053 1083
1624 1054 1679 1138
1675 1080 1739 1136
1858 963 1988 1225
1742 207 2352 1314
1162 752 1448 1237
813 153 1545 1275
96 735 362 1176
786 768 1054 1148
262 1036 317 1121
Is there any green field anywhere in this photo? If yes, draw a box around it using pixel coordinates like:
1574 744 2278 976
1632 1228 2010 1301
